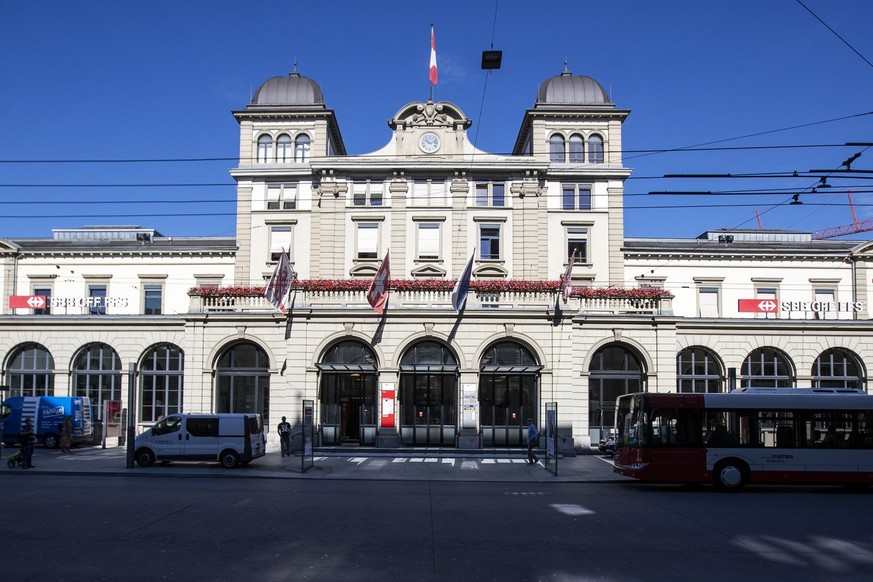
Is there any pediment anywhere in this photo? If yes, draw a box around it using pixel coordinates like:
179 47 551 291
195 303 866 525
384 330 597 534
350 263 379 277
473 264 508 278
389 100 471 130
411 264 447 277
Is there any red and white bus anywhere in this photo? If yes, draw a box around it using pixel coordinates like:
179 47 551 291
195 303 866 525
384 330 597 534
612 388 873 489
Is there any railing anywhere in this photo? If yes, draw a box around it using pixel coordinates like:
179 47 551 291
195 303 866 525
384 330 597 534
190 291 672 315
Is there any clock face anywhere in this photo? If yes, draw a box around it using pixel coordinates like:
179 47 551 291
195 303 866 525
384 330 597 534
419 132 441 153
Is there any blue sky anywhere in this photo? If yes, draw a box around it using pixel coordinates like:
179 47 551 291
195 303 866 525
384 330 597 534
2 0 872 240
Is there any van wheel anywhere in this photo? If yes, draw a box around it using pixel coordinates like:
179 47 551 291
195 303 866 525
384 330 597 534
713 460 747 491
44 434 59 449
219 450 240 469
135 449 156 468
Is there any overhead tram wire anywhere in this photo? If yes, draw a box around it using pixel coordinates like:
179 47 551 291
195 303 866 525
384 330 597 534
0 138 863 166
796 0 873 71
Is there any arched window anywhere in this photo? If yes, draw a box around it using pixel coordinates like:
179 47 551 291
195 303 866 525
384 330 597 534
677 347 723 393
72 343 122 421
6 343 54 397
549 134 565 163
588 134 604 163
276 134 292 163
294 134 311 162
812 348 864 390
399 341 458 446
257 135 273 163
568 134 585 163
216 342 270 423
479 341 542 447
317 340 378 445
741 347 793 388
589 344 645 443
140 344 184 423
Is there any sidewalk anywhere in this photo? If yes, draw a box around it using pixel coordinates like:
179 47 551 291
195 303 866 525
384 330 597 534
0 444 634 483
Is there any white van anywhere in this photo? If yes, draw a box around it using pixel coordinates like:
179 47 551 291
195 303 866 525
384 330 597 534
134 413 266 468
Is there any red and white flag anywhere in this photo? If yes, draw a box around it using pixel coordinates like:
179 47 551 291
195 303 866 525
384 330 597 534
367 251 391 315
429 25 438 86
265 250 294 312
561 249 576 304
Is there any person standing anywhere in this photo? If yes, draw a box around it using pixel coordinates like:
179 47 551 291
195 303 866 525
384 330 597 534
277 416 292 456
20 418 36 469
526 418 539 465
59 415 73 453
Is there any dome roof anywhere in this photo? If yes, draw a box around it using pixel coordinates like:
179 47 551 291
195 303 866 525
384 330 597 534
536 69 611 106
251 71 324 106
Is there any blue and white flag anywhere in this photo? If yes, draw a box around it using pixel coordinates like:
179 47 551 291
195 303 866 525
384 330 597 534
451 250 475 312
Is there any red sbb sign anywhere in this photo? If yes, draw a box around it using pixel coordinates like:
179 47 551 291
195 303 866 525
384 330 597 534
738 299 778 313
9 295 47 309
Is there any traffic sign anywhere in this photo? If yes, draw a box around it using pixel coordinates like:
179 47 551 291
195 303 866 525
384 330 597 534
738 299 778 313
9 295 47 309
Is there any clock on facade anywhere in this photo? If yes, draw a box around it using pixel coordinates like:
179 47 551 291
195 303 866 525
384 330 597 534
418 131 441 153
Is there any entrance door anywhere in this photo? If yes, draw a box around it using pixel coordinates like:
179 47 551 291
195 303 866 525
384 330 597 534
320 373 377 445
400 373 456 446
480 374 538 446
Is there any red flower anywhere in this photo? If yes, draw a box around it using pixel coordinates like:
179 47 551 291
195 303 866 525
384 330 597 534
189 281 672 300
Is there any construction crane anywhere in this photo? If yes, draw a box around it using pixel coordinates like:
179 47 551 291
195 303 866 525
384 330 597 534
811 192 873 239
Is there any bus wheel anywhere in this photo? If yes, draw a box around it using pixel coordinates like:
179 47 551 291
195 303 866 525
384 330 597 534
714 460 747 491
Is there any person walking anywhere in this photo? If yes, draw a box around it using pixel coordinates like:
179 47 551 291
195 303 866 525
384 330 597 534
526 418 539 465
20 418 36 469
278 416 292 456
59 415 73 453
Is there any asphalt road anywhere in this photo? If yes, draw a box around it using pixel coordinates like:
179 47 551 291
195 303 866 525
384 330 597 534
2 474 872 581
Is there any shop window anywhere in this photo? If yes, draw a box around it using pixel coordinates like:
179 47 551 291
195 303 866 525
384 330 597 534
216 342 270 424
677 347 723 393
140 344 184 424
73 343 122 421
6 343 54 397
741 347 793 388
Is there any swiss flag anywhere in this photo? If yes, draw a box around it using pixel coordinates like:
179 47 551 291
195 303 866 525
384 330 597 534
429 25 438 86
367 251 391 315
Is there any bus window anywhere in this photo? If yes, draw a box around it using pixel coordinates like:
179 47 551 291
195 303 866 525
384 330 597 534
650 408 702 447
704 411 738 447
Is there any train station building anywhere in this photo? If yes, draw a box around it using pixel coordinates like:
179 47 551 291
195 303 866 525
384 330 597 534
2 66 872 451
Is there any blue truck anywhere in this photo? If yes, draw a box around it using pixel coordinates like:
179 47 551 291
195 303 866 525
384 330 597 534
0 396 93 449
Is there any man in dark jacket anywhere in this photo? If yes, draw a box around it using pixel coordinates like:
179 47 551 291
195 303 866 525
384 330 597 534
20 418 35 469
